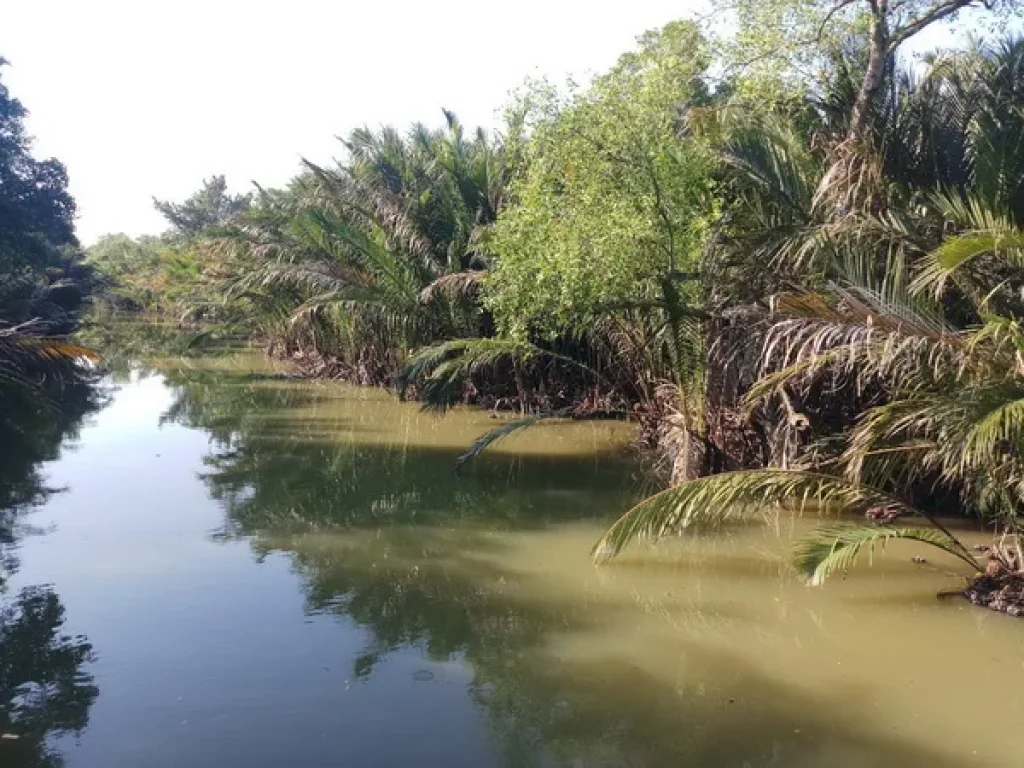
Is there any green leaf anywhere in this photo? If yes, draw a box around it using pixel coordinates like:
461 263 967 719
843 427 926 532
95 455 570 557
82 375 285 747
592 470 915 563
455 409 571 472
792 524 980 586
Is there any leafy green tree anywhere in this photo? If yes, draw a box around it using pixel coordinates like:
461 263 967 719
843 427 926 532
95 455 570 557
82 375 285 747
85 233 168 307
714 0 1024 230
153 175 251 240
721 0 1019 129
401 21 719 474
87 177 253 316
486 21 713 340
0 58 76 273
0 57 95 411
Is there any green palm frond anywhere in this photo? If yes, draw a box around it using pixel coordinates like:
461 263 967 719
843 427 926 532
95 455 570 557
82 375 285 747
397 338 542 409
455 409 572 472
842 382 1024 521
966 316 1024 357
718 113 820 217
592 470 916 563
911 223 1024 302
961 393 1024 468
302 160 437 274
398 337 602 412
793 524 979 586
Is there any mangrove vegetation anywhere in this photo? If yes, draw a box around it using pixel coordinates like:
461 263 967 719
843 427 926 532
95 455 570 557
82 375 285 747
12 0 1022 607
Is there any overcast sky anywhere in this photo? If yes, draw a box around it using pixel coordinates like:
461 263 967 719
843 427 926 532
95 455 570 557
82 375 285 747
1 1 989 245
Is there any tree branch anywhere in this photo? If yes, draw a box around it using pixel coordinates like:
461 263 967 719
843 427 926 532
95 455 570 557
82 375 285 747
888 0 979 50
817 0 859 43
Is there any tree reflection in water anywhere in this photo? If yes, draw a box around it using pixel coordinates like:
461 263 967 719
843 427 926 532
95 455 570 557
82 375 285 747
158 361 980 767
0 379 106 587
158 364 640 534
0 587 98 768
0 378 103 766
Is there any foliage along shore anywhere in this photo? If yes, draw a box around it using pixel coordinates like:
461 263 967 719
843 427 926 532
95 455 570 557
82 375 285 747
0 54 102 480
5 0 1024 599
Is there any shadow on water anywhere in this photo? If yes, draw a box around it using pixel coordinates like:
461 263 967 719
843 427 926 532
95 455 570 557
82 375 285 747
129 355 986 767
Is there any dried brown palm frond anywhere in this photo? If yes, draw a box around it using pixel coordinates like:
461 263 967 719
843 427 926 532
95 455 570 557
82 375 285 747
0 323 101 392
812 136 888 219
418 271 485 305
746 284 959 411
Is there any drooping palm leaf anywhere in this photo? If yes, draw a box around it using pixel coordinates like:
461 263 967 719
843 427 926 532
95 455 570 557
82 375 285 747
793 523 979 586
455 409 573 472
398 338 603 412
592 469 918 563
911 212 1024 304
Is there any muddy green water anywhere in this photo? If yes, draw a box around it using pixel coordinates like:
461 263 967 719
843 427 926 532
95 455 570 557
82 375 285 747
2 348 1023 767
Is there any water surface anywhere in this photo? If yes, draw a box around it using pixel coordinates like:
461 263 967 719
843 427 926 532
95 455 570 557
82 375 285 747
2 349 1022 767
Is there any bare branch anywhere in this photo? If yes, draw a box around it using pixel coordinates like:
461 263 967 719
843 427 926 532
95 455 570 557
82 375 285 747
817 0 859 42
888 0 979 50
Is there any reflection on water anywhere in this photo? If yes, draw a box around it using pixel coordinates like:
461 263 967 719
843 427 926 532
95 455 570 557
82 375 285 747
2 346 1024 767
0 379 106 585
0 587 98 768
0 378 103 765
158 363 639 535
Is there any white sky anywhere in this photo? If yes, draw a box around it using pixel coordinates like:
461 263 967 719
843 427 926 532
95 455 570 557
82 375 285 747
2 0 711 244
1 1 992 246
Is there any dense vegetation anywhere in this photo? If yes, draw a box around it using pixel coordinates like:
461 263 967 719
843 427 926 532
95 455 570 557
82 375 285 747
0 58 97 415
84 1 1024 599
0 57 102 575
0 60 102 760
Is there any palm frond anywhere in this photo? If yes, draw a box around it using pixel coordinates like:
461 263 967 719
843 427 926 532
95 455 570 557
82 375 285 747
455 409 571 472
397 338 541 408
746 287 960 406
911 225 1024 303
6 337 101 363
398 337 602 411
793 523 979 586
592 470 916 563
418 271 485 304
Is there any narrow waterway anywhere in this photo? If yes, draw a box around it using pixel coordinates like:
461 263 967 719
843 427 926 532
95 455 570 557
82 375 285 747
1 347 1022 767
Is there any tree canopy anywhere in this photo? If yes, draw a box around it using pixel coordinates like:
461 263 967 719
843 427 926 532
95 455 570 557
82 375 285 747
485 21 714 339
723 0 1018 90
153 175 251 239
0 58 76 272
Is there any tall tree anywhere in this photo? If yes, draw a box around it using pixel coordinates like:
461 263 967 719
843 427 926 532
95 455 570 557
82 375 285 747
0 58 76 272
153 175 251 239
722 1 1021 139
486 21 713 339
